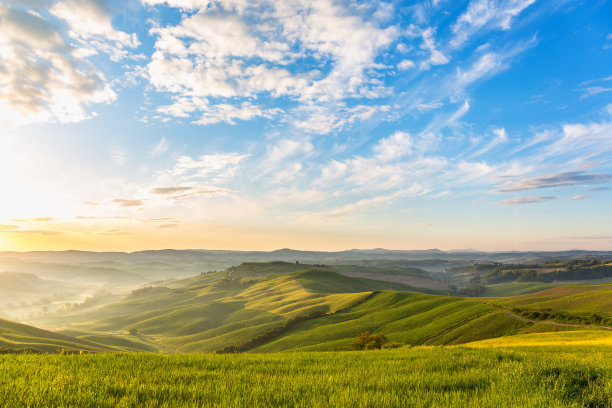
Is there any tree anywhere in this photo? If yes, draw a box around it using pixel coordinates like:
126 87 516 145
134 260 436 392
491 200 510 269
347 331 389 350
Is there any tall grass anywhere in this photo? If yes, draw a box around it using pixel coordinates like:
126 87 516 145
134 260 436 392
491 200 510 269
1 345 609 407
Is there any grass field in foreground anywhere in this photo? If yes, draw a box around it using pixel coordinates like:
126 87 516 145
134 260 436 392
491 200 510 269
0 345 610 407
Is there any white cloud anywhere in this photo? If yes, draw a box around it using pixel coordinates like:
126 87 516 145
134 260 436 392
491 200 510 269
0 2 129 125
143 0 398 128
457 52 505 86
397 59 416 71
469 127 508 157
419 28 449 70
451 0 536 48
580 86 612 100
169 152 250 182
150 137 170 156
373 131 413 162
293 104 390 134
50 0 140 61
193 102 282 125
260 137 314 180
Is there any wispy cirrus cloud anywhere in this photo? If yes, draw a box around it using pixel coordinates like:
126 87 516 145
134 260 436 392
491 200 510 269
495 172 612 193
500 196 555 205
111 198 144 207
450 0 536 48
149 186 193 195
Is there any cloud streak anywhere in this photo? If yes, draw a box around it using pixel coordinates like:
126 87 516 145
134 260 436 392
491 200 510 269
500 196 555 205
495 172 612 193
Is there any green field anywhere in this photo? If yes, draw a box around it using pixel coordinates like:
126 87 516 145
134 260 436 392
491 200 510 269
1 344 610 407
2 260 612 407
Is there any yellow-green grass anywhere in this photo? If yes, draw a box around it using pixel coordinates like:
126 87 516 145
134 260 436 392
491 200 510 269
251 292 528 352
0 345 609 407
490 285 612 316
426 311 526 345
57 272 376 353
464 330 612 348
0 318 114 353
483 281 583 297
293 269 441 294
76 333 158 352
31 271 610 355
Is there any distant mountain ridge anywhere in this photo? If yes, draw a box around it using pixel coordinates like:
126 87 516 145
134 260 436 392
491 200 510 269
2 248 611 265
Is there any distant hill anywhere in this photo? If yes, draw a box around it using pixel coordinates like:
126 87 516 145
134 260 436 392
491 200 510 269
22 264 580 354
0 318 114 353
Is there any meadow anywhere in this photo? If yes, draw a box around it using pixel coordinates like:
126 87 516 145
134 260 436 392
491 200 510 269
0 342 610 407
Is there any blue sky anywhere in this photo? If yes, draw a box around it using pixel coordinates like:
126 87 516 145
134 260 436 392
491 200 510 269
0 0 611 251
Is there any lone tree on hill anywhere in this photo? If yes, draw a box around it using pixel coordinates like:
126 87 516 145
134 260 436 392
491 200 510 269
348 331 389 350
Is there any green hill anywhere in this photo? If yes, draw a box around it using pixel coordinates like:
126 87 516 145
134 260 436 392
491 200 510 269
18 265 611 354
27 269 456 352
251 292 529 352
0 318 115 353
491 285 612 316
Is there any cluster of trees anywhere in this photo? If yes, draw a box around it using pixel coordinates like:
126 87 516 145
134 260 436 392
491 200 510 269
456 274 486 297
345 332 404 350
511 307 612 327
448 260 612 292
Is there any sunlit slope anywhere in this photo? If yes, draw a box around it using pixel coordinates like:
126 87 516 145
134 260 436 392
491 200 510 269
65 270 407 352
35 268 612 354
0 318 114 353
252 292 530 352
483 282 582 297
464 330 612 347
491 285 612 316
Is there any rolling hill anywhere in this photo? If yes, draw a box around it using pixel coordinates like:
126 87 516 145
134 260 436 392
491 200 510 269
489 285 612 317
5 262 610 355
0 318 115 353
20 266 562 353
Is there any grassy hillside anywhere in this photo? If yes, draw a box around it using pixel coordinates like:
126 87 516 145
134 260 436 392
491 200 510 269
30 268 501 352
1 344 610 407
464 329 612 348
16 265 610 355
490 285 612 316
252 292 527 352
0 318 114 353
483 281 582 297
49 270 388 352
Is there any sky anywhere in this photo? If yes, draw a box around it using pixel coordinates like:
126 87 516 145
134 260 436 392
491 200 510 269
0 0 611 252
